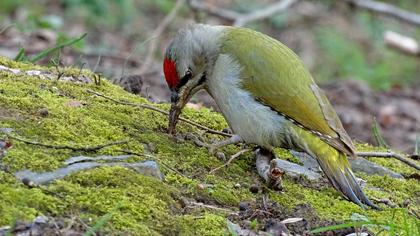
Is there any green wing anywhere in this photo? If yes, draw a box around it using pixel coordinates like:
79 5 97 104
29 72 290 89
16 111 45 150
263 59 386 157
220 27 355 155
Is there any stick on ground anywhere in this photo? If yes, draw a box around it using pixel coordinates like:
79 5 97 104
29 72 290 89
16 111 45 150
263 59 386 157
86 89 231 137
357 151 420 171
209 148 251 174
3 132 129 152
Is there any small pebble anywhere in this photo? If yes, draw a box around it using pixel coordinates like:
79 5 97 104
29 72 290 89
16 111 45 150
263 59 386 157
403 199 411 207
216 152 226 161
22 177 36 187
234 183 241 188
33 216 48 224
249 185 260 193
37 108 49 117
239 202 249 211
196 183 213 190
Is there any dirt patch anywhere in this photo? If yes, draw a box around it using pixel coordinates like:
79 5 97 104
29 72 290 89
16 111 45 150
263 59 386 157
228 196 357 235
0 216 88 236
0 107 21 120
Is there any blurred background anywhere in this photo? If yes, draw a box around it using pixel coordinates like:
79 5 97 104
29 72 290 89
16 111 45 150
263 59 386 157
0 0 419 153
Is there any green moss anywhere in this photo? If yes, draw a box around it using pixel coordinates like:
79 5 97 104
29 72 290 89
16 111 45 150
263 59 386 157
0 181 61 225
0 56 418 235
52 166 180 235
274 147 302 164
177 213 227 236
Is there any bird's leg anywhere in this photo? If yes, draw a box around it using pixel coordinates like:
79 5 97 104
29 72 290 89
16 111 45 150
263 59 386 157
255 147 284 191
208 134 243 154
185 133 243 155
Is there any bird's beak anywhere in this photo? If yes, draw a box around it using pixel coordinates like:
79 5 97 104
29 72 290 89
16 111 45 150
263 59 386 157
168 75 206 135
168 90 187 135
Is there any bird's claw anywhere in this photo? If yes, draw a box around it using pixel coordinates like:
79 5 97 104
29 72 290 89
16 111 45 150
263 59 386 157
255 147 284 191
207 134 243 155
185 133 243 158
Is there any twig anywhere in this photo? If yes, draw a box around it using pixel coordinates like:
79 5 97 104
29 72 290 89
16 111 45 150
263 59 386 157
117 149 190 178
371 197 396 208
234 0 298 26
345 0 420 26
357 151 420 171
0 23 15 35
189 0 297 27
384 31 420 57
188 0 241 21
4 132 129 152
138 0 186 75
92 54 102 74
188 201 235 213
86 89 231 137
209 148 250 174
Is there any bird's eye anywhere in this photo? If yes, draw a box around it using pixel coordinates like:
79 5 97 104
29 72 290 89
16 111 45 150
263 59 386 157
176 68 192 91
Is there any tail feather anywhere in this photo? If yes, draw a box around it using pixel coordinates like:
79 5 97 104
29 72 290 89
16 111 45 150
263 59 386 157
317 158 363 206
344 168 379 209
316 154 378 209
292 126 378 209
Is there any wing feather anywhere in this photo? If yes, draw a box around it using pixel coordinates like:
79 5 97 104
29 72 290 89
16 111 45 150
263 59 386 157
220 27 355 155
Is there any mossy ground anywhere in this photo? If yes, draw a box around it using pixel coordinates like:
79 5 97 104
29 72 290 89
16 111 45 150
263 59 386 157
0 57 418 235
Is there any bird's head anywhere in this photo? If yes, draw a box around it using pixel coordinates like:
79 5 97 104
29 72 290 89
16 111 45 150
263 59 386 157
163 24 222 134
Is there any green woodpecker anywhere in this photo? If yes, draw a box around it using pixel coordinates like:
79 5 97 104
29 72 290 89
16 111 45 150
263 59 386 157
163 24 376 208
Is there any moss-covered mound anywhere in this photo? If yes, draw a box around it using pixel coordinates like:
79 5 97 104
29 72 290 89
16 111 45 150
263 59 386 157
0 57 418 235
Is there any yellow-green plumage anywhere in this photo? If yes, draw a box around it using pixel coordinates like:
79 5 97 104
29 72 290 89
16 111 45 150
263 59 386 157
220 27 376 208
164 24 376 208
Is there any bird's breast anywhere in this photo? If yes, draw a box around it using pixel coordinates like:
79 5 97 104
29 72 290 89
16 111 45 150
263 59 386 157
207 54 288 148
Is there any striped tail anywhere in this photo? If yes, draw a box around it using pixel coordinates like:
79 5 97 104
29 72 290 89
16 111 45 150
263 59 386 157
291 126 378 209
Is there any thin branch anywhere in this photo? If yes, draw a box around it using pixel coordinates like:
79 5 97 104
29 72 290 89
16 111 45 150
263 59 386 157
5 133 129 152
189 0 297 26
117 149 190 178
357 151 420 171
0 23 15 35
345 0 420 26
234 0 298 26
188 0 241 20
86 89 231 137
188 201 236 213
371 197 396 208
138 0 186 75
384 31 420 57
209 148 251 174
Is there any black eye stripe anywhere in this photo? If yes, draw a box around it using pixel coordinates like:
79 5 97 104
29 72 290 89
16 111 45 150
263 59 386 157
197 72 206 86
175 70 192 91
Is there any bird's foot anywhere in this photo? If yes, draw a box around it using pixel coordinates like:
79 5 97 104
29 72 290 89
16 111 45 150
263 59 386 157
185 133 243 155
207 134 243 154
255 147 284 191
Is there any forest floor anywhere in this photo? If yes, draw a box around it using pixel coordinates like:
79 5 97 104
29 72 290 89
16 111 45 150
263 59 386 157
0 57 418 235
